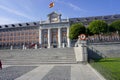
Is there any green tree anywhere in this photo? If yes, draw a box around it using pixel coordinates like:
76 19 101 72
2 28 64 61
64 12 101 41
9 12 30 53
69 23 86 40
108 25 116 33
109 20 120 34
86 27 93 36
88 20 108 35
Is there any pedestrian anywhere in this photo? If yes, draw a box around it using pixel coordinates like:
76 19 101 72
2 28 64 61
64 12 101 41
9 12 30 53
0 60 2 69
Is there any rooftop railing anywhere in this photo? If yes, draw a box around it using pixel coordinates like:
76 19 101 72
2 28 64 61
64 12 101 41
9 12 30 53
40 19 69 24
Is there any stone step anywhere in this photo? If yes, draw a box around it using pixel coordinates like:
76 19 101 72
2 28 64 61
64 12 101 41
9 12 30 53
2 58 76 61
1 56 76 60
2 59 77 65
2 62 77 65
2 60 76 62
0 48 76 64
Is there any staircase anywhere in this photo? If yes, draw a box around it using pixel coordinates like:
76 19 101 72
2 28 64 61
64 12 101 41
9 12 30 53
0 48 76 65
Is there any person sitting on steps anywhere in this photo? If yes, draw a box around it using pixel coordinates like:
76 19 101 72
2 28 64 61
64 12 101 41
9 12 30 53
0 60 2 69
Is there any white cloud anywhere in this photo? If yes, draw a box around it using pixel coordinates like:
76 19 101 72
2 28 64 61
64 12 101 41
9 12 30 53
56 0 86 12
0 5 33 20
68 3 85 11
0 17 20 25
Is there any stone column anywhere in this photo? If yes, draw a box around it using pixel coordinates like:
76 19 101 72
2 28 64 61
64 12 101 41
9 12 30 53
39 29 42 48
48 28 51 48
67 27 70 47
58 28 61 48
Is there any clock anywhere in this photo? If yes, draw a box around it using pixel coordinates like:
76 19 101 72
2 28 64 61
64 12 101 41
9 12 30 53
51 17 58 22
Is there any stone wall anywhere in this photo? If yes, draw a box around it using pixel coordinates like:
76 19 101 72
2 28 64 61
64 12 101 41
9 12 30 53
87 42 120 58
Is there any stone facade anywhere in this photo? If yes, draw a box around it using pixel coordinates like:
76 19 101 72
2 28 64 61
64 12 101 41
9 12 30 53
0 11 120 49
0 12 70 49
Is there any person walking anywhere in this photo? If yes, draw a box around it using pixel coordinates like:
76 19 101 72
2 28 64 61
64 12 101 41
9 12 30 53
0 60 2 69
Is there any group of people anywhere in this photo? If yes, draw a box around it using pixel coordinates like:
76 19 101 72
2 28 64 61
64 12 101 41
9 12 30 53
87 34 120 43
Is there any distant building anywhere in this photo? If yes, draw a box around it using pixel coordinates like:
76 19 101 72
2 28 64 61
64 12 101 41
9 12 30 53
70 14 120 26
0 11 120 49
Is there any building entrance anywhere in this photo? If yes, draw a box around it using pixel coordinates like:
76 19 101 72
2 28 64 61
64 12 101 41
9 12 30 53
51 28 58 48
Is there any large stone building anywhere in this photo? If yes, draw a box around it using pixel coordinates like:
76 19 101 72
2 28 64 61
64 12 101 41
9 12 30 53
0 11 120 49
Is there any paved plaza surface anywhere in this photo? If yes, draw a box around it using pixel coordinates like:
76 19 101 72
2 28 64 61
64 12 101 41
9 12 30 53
0 64 106 80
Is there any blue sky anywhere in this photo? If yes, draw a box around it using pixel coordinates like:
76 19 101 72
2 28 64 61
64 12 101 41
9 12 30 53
0 0 120 25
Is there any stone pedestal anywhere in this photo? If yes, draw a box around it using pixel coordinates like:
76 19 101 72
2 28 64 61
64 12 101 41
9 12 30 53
62 43 64 48
81 41 87 62
74 40 87 62
10 45 13 50
35 44 37 49
23 45 25 50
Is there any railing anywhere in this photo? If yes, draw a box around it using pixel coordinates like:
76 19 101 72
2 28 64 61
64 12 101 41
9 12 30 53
87 34 120 43
40 19 69 24
61 19 69 22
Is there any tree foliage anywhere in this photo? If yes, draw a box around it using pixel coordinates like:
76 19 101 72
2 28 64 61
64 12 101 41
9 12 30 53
109 20 120 33
88 20 108 34
86 27 93 36
69 23 86 40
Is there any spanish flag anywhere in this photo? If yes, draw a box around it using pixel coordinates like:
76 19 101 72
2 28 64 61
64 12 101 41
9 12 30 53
49 2 54 8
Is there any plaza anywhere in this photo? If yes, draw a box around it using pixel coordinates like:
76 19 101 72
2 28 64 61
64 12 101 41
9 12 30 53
0 11 120 80
1 64 105 80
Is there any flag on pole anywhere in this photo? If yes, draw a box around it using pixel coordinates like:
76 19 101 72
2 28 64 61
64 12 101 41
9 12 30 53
49 2 54 8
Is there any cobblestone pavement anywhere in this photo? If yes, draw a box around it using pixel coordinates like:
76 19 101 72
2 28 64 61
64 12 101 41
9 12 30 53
0 64 106 80
0 66 37 80
41 66 71 80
